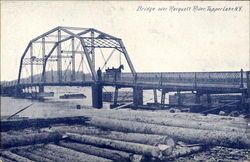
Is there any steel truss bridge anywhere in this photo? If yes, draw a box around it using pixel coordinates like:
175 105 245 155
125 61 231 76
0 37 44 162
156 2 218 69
1 26 249 108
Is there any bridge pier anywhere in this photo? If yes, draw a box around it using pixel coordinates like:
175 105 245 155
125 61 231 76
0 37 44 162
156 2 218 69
240 91 249 113
206 94 212 107
133 87 143 107
195 92 202 104
92 83 103 108
38 85 44 93
15 86 23 97
246 71 250 113
28 86 31 93
92 68 103 108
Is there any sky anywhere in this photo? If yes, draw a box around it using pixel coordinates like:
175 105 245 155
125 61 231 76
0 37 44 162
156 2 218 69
1 1 249 81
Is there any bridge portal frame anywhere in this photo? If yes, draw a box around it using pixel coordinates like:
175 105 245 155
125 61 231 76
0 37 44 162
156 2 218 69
17 26 136 85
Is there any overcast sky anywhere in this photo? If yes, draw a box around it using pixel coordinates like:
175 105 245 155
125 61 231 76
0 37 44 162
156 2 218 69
1 1 249 81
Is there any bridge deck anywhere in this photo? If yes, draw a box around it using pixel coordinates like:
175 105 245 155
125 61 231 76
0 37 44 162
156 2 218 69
1 71 249 94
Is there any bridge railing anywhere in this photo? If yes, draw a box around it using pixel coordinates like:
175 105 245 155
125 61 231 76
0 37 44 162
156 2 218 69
103 71 248 88
1 80 18 87
17 73 94 85
3 71 248 89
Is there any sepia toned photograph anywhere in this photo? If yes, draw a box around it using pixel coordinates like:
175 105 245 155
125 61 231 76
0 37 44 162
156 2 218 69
1 1 249 161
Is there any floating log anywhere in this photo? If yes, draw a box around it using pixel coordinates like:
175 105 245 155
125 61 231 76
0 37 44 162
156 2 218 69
59 93 86 99
1 132 62 148
87 117 250 148
59 141 143 162
1 151 33 162
7 104 33 120
1 116 89 132
37 92 54 97
48 125 175 146
113 102 133 109
44 144 112 162
66 133 166 158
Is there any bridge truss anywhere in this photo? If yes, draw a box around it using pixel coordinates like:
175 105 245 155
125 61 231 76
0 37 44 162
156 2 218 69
1 26 248 109
17 26 136 85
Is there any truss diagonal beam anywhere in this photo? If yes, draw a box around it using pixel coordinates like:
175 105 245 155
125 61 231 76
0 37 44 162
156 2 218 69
101 49 116 70
118 40 136 77
60 28 97 81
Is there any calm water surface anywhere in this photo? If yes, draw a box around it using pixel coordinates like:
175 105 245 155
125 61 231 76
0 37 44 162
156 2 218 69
1 86 169 119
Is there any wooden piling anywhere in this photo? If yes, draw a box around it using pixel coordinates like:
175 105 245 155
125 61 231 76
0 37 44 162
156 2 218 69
114 86 119 106
195 92 202 104
153 89 158 103
177 91 182 106
161 89 167 106
207 94 211 107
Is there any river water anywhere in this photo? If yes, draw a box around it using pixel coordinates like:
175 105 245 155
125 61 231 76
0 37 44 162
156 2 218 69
1 86 168 119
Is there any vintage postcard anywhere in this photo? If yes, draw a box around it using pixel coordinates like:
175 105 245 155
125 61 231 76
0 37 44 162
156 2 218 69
1 1 249 161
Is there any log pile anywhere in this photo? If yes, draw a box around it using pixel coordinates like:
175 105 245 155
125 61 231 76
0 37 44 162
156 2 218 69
86 117 249 148
58 141 143 162
62 108 249 148
1 116 89 131
1 109 249 161
46 125 175 146
66 133 164 158
1 128 200 161
75 108 248 131
1 132 61 148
